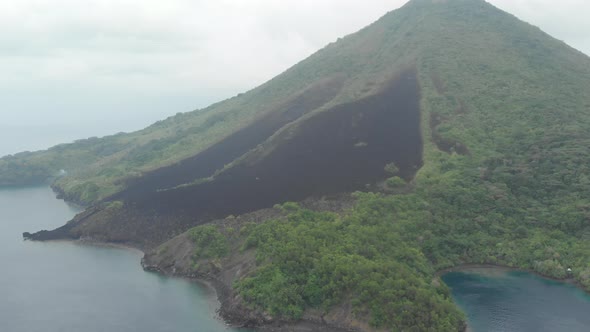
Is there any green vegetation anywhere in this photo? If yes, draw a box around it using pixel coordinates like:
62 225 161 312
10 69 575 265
233 152 590 329
237 202 464 329
385 176 406 188
203 1 590 330
188 225 229 260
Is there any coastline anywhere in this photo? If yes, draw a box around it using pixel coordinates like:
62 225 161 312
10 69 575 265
140 255 354 332
21 188 250 330
438 263 590 332
40 240 589 332
49 236 346 332
38 187 588 332
41 189 357 331
436 263 587 293
38 237 244 330
74 238 145 256
50 183 89 211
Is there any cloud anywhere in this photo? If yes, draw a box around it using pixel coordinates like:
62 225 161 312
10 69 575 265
1 0 587 93
0 1 407 93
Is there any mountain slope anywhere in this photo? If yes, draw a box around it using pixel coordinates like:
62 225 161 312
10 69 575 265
0 2 420 205
16 0 590 331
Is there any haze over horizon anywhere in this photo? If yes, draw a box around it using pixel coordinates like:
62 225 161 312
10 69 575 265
1 0 588 156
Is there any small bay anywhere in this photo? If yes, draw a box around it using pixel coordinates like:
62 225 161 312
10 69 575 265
442 267 590 332
0 186 248 332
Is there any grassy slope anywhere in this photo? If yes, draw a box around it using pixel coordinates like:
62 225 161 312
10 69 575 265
179 1 590 331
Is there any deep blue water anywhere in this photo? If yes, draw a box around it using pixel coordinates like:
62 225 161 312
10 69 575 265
443 268 590 332
0 186 248 332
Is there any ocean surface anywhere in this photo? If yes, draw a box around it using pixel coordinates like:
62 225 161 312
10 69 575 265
0 186 248 332
443 267 590 332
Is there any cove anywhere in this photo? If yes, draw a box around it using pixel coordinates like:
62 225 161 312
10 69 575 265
442 267 590 332
0 186 249 332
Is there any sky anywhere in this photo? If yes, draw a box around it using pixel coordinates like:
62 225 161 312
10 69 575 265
0 0 589 156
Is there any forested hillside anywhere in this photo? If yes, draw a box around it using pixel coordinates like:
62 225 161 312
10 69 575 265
150 0 590 330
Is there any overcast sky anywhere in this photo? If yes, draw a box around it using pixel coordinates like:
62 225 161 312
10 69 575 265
1 0 589 155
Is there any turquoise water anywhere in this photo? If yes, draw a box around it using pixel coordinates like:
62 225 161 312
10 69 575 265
443 268 590 332
0 186 248 332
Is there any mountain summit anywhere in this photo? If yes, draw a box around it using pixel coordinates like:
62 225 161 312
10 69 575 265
9 0 590 330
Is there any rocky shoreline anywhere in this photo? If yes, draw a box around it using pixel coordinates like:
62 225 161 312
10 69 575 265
50 183 90 209
21 230 352 332
21 192 358 332
140 250 355 332
22 189 456 332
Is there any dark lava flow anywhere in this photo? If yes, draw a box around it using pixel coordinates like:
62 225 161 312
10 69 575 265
126 67 422 220
110 77 344 200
